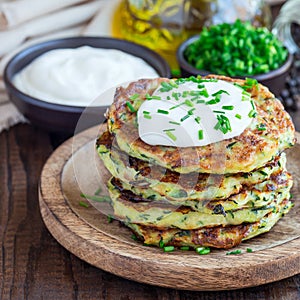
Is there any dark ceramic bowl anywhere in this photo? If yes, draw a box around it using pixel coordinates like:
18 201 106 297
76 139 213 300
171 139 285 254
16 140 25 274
4 36 171 133
177 35 293 97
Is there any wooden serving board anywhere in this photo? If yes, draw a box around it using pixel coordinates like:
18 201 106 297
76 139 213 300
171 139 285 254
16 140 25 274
39 125 300 291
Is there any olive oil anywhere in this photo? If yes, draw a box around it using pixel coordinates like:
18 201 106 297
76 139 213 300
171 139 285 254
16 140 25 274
112 0 217 74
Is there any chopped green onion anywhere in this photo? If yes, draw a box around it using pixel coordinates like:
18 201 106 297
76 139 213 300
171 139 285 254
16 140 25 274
169 121 181 125
79 201 89 208
159 81 176 92
235 114 242 119
195 116 201 124
126 101 135 112
259 170 268 176
198 130 204 140
170 103 184 110
165 131 177 141
212 90 230 96
80 193 111 203
257 123 267 131
144 115 152 120
180 114 190 122
213 110 225 114
222 105 234 110
129 93 140 100
172 92 181 100
196 247 211 255
180 246 190 251
226 249 242 255
246 248 253 253
163 246 175 252
248 109 257 118
159 239 165 248
157 109 169 115
214 114 232 134
184 99 194 107
107 214 114 223
163 128 175 132
131 234 138 241
188 108 196 115
183 20 288 77
143 110 150 115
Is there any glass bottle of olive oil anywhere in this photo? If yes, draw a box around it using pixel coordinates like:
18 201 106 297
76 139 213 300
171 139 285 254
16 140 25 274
112 0 271 75
112 0 217 74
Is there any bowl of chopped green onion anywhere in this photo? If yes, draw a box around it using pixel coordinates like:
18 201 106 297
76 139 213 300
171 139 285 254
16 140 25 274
177 20 293 96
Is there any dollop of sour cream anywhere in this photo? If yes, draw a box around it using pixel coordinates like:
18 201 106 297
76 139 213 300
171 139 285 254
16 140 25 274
137 78 256 147
13 46 159 106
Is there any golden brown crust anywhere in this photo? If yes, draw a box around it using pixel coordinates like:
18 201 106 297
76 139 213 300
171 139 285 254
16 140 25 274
106 75 295 174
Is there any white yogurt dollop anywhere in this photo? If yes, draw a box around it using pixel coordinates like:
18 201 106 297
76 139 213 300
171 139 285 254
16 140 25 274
13 46 159 106
137 78 255 147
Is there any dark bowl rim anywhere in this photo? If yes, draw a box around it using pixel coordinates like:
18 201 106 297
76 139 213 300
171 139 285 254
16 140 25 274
176 34 294 80
4 36 171 113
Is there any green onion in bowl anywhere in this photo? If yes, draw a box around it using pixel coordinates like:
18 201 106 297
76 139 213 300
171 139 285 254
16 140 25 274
183 19 288 77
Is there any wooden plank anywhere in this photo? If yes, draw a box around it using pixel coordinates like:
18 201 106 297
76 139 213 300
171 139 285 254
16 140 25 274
39 125 300 291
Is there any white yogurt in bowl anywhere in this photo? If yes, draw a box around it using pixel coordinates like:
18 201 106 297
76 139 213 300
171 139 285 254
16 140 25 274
13 46 159 107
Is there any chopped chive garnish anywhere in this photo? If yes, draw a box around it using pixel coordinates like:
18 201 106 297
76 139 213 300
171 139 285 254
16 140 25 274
165 131 177 141
213 110 225 114
206 99 218 105
196 99 206 104
188 108 196 115
257 123 267 131
222 105 234 110
129 93 140 100
214 114 232 134
180 114 190 122
169 121 181 125
235 114 242 119
167 96 171 100
131 234 138 241
143 110 150 115
234 82 244 89
184 99 194 107
172 92 181 100
195 116 201 124
196 247 211 255
246 248 253 253
212 90 229 96
126 101 135 112
180 246 190 251
159 239 165 248
182 90 189 97
80 193 111 203
170 103 184 110
163 128 175 132
94 186 102 195
163 246 175 252
159 81 175 92
79 201 89 208
107 214 114 223
226 249 242 255
198 129 204 140
149 95 162 100
248 109 257 118
251 100 255 110
157 109 169 115
242 90 251 97
144 115 152 119
259 170 268 176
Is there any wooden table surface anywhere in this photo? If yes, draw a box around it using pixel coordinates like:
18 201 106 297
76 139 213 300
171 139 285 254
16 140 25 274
1 108 300 299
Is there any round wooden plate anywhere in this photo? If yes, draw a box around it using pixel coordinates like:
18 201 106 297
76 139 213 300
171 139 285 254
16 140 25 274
39 125 300 291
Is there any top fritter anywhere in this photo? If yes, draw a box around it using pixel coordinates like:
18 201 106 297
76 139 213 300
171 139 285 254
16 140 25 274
106 75 295 174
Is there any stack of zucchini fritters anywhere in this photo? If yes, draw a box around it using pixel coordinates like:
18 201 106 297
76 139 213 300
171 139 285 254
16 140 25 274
96 75 295 249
